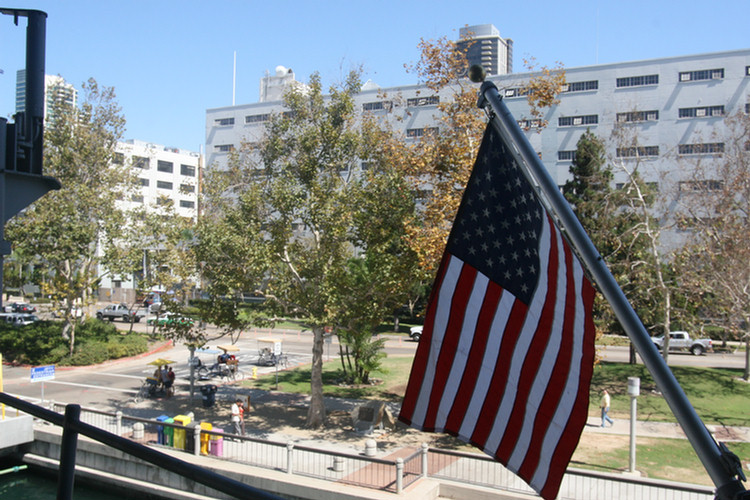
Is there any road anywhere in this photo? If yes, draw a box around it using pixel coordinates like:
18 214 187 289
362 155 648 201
1 323 745 410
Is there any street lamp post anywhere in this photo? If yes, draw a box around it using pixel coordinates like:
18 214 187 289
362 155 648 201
628 376 640 474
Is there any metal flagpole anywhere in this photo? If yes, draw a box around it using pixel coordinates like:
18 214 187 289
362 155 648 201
472 70 748 500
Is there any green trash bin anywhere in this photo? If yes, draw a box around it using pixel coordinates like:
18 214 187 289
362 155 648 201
163 418 174 447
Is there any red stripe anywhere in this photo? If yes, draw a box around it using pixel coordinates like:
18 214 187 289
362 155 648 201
443 281 504 435
399 253 452 425
517 238 577 480
421 264 478 431
539 278 597 499
469 298 528 448
495 221 561 463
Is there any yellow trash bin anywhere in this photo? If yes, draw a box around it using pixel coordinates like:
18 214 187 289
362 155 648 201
200 422 212 455
172 414 191 450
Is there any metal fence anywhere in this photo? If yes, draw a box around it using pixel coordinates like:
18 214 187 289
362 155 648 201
42 401 715 499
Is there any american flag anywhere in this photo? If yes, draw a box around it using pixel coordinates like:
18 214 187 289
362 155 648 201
399 123 596 500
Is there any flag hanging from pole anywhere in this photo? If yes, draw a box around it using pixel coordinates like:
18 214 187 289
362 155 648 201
399 122 596 500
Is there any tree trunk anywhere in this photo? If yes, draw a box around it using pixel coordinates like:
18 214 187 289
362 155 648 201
744 334 749 382
306 325 326 428
629 343 637 364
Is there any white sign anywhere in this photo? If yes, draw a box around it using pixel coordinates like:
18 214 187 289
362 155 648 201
273 341 282 356
31 365 55 382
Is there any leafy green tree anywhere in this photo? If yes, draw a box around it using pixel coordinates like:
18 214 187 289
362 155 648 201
6 79 128 354
198 70 403 427
563 129 663 362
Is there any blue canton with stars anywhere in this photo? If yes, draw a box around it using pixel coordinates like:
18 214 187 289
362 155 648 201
447 124 544 305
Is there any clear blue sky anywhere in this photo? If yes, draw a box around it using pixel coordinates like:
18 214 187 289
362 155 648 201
1 0 748 153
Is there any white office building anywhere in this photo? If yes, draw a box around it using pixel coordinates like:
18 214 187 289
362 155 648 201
98 140 202 303
206 48 750 205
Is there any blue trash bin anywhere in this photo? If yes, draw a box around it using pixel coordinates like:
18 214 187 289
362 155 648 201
156 415 170 445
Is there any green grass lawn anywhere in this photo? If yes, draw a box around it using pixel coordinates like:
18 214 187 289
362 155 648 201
591 361 750 427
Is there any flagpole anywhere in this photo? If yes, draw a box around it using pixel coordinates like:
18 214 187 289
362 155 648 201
472 71 747 500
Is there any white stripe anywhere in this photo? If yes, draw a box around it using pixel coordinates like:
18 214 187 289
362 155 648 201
433 273 489 431
45 380 138 394
508 226 567 470
457 288 515 441
483 218 552 454
411 256 463 426
531 258 588 492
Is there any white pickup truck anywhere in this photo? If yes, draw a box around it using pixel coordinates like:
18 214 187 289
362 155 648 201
96 303 147 323
651 331 713 356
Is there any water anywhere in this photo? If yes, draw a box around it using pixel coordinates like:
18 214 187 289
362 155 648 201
0 462 166 500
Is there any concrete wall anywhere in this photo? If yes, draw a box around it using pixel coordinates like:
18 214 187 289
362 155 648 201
0 415 33 455
22 428 445 500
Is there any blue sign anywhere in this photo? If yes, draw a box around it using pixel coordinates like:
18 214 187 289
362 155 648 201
30 365 55 382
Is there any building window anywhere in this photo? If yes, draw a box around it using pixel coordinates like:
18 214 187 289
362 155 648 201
180 183 195 194
678 106 725 118
678 143 725 155
406 96 439 107
616 110 659 123
156 180 173 190
503 87 529 98
616 75 659 88
180 200 195 209
679 68 724 82
362 101 393 112
138 178 149 186
215 117 235 126
406 127 439 138
517 119 542 129
561 80 598 93
215 144 234 153
558 115 598 127
133 156 149 169
112 152 124 165
180 164 196 177
131 194 144 203
679 180 723 192
616 146 660 158
557 150 576 161
157 160 174 173
245 113 270 124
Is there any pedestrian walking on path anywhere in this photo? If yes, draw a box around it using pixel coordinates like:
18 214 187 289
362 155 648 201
600 389 614 427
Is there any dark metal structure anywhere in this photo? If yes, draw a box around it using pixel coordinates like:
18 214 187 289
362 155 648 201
0 8 61 310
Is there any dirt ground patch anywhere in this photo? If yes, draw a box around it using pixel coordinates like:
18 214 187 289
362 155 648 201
123 389 471 454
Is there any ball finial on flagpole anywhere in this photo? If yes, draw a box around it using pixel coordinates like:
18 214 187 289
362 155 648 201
469 64 486 83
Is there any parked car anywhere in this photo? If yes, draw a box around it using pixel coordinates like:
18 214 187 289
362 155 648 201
409 326 423 342
651 331 713 356
147 312 193 327
1 312 40 326
96 303 146 323
8 302 35 313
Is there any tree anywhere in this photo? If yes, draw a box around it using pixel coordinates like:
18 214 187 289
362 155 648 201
6 79 128 354
674 111 750 379
383 31 566 280
198 70 399 427
563 128 675 363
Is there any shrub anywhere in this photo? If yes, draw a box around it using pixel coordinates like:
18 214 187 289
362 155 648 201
0 319 148 366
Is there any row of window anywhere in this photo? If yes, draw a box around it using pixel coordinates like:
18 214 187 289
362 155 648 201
129 195 195 209
558 142 726 161
124 156 197 177
138 178 196 193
